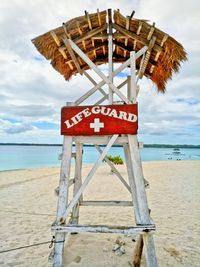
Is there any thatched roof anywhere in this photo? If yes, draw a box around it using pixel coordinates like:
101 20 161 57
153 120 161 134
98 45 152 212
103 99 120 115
32 9 187 92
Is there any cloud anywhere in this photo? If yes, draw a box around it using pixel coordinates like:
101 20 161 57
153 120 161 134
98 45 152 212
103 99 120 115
0 119 35 134
0 0 199 144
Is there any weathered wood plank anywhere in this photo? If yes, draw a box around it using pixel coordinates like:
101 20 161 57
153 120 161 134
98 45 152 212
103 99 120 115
108 9 113 104
52 224 156 235
143 232 158 267
139 36 156 79
73 135 128 145
73 24 108 45
71 142 83 224
95 144 131 193
95 78 128 105
54 135 73 267
63 38 82 74
130 51 137 102
112 23 162 53
50 31 61 46
132 234 144 267
128 135 151 224
83 70 107 98
80 200 133 206
123 143 141 223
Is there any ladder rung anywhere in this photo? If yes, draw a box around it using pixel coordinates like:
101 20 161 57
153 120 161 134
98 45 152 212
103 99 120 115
52 224 155 235
80 200 133 207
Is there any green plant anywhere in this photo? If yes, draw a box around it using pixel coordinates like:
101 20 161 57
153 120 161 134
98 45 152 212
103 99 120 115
105 155 124 165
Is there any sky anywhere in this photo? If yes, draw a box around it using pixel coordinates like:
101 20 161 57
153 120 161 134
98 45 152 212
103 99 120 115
0 0 199 145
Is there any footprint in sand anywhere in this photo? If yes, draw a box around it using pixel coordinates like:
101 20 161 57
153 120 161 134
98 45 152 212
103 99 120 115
164 247 183 263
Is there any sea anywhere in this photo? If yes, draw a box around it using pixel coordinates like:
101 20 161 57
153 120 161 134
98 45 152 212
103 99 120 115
0 145 200 171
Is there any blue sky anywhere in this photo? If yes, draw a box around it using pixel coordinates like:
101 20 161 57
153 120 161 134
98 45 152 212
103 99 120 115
0 0 200 144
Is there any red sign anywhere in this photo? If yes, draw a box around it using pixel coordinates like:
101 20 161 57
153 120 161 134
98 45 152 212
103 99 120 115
61 104 138 136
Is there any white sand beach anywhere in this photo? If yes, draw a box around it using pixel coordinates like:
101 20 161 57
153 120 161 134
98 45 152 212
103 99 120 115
0 160 200 267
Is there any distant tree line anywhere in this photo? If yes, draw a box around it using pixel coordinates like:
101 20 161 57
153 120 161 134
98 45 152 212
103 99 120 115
0 143 200 148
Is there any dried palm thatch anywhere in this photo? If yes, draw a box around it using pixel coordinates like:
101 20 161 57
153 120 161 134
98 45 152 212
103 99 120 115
32 9 187 92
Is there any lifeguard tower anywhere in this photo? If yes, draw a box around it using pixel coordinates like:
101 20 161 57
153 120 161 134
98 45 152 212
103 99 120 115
32 9 186 267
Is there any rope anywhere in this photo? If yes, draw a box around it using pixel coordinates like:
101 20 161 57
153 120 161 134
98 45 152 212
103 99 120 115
0 236 64 254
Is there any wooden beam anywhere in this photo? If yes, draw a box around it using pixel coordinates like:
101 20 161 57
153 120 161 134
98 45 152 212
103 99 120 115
85 10 95 54
73 24 108 45
73 135 128 145
63 38 82 74
53 135 72 265
125 16 130 47
62 23 71 39
50 31 61 46
137 53 145 81
130 51 137 102
92 33 108 40
152 34 168 72
143 232 158 267
52 224 156 235
50 31 68 60
97 9 102 26
83 70 108 99
108 8 113 104
127 135 151 224
147 22 155 41
80 201 133 207
139 36 156 79
160 33 168 47
95 145 131 193
112 23 162 53
133 21 143 50
76 21 86 51
58 46 67 59
132 234 144 267
85 10 92 30
71 142 83 224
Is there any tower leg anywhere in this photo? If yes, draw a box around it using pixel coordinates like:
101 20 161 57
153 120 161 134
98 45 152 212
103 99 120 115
132 234 143 267
143 232 158 267
53 136 73 267
71 142 83 224
125 134 158 267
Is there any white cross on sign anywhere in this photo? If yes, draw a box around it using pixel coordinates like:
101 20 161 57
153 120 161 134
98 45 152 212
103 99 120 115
90 118 104 132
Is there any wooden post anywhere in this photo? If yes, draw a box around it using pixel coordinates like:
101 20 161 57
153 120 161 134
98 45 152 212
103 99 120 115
123 143 140 222
53 136 72 267
71 142 83 224
143 232 158 267
132 234 143 267
108 9 113 104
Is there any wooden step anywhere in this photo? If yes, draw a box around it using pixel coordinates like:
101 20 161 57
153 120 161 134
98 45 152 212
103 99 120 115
52 224 155 235
80 200 133 207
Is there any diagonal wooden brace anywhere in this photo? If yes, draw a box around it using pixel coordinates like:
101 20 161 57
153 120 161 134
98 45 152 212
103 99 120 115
59 134 119 222
95 145 131 193
74 45 147 105
67 38 130 103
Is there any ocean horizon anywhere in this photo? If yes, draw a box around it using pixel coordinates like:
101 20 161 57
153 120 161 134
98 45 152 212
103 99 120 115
0 144 200 171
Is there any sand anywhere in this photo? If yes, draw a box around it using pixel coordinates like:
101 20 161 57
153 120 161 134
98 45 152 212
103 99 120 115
0 160 200 267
